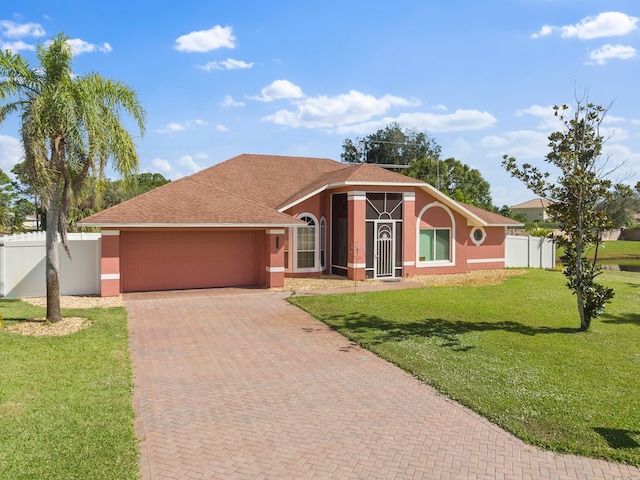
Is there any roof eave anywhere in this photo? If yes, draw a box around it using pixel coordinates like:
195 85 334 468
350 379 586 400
416 184 490 225
77 221 304 228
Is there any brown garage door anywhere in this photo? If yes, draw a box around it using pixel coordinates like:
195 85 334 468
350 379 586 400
121 231 261 292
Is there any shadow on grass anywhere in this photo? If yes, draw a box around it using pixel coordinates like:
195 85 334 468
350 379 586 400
325 312 578 351
594 428 640 449
601 312 640 327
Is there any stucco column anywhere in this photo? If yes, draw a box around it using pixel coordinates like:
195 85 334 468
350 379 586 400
403 191 416 277
347 191 366 281
265 229 285 288
100 230 120 296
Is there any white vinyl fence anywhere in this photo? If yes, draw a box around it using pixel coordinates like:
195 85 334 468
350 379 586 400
0 232 101 298
505 235 556 269
0 232 555 298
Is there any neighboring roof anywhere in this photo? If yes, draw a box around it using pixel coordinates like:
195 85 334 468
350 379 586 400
511 197 553 209
78 153 518 228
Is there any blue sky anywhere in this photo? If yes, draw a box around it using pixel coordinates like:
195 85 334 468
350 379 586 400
1 0 639 208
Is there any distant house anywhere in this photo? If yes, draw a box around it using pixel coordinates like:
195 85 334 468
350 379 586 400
79 154 522 296
511 198 553 223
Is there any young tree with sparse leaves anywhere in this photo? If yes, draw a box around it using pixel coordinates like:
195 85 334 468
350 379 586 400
0 33 145 323
502 100 615 331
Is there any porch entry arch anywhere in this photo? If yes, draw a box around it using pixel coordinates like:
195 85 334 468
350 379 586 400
365 193 404 279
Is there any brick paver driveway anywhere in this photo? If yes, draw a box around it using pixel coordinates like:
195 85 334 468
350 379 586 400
124 288 639 480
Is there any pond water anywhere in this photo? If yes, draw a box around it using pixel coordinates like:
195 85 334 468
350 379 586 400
599 260 640 273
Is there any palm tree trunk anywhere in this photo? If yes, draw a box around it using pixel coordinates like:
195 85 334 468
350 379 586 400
45 182 62 323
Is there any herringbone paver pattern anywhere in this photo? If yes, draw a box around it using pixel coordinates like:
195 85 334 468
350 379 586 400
124 288 640 479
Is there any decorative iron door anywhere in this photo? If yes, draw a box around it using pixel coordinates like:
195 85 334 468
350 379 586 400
375 222 394 278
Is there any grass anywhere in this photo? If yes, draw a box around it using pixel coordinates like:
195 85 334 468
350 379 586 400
595 240 640 259
0 300 138 480
557 239 640 261
290 269 640 465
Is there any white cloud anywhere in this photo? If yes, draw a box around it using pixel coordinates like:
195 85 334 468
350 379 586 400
480 135 509 148
174 25 235 53
222 95 245 107
481 130 550 160
588 44 636 65
66 38 112 55
533 11 639 39
516 104 562 130
264 90 417 128
563 12 638 39
215 125 229 132
151 158 173 174
393 110 496 133
156 120 208 133
178 155 201 172
0 134 22 172
0 20 45 38
149 154 206 180
601 126 629 142
0 40 35 52
250 79 304 102
198 58 253 71
531 25 554 39
164 122 186 132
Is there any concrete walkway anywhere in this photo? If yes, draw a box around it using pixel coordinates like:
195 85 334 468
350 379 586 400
124 288 640 479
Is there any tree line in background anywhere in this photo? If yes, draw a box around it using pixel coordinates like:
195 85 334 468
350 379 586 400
341 122 495 211
0 164 168 234
341 122 640 229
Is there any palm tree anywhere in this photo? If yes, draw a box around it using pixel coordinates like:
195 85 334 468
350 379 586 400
0 33 145 322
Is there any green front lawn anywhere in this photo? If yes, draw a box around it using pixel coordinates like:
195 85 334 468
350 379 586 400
290 269 640 465
557 239 640 261
0 301 138 480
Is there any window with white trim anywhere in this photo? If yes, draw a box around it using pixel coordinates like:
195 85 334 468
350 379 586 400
297 215 316 269
419 228 450 262
470 226 486 246
319 217 326 269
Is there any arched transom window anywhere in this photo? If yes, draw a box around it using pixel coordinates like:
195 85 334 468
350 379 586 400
296 214 317 270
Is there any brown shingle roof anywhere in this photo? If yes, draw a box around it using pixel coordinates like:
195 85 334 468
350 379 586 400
278 162 425 210
79 153 516 227
80 173 304 227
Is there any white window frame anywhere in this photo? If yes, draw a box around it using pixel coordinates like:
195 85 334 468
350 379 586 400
294 213 321 273
416 202 456 268
319 217 327 269
470 226 486 246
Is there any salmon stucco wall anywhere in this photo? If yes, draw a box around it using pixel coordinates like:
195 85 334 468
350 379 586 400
265 229 285 287
100 230 121 296
412 192 468 275
466 226 506 270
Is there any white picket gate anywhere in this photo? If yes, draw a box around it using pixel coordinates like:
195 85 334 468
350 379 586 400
0 232 101 298
505 235 556 269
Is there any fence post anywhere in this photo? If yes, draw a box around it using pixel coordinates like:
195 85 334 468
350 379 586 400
0 238 4 297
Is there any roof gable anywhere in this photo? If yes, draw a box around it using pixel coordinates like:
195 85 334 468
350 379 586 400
278 162 425 210
78 153 516 228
